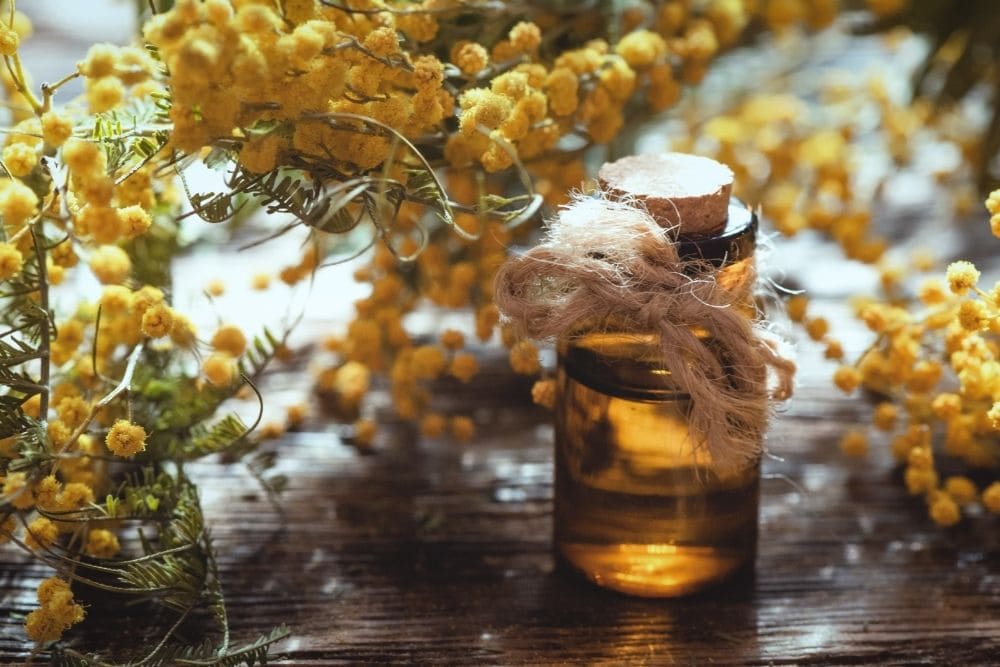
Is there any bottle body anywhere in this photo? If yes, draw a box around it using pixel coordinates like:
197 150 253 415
554 331 759 597
552 208 761 598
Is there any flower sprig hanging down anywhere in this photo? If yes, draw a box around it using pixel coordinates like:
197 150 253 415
179 0 831 444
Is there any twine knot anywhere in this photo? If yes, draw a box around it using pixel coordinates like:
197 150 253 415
494 194 795 471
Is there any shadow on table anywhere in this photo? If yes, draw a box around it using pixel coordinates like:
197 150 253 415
503 561 762 663
211 408 766 663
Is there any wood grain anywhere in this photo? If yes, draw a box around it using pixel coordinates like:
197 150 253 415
2 331 998 664
1 10 999 665
3 199 1000 664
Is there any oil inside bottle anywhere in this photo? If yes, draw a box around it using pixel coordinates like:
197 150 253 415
554 331 760 597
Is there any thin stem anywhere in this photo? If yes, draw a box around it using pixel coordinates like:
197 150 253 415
40 70 81 113
208 545 230 654
54 344 143 473
91 305 108 384
132 603 196 666
4 224 31 244
29 222 49 420
17 526 200 572
8 518 171 594
102 345 143 407
52 345 142 474
2 0 39 114
3 54 40 114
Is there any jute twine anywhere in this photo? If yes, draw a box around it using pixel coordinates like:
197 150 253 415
494 194 795 472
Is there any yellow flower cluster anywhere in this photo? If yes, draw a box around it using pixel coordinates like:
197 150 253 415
143 0 839 186
146 0 450 172
85 528 121 559
830 192 1000 525
0 16 213 648
24 516 58 550
2 438 102 556
0 241 22 280
680 92 887 264
105 419 147 458
199 323 248 386
90 285 196 371
77 41 157 113
33 474 95 513
531 379 557 410
63 137 157 247
445 6 756 174
96 1 837 450
303 0 844 437
314 182 530 433
24 577 85 644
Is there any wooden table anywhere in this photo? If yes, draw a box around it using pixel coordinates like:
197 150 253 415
2 7 1000 665
3 223 1000 664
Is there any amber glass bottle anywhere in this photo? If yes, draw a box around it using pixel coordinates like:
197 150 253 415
553 201 759 597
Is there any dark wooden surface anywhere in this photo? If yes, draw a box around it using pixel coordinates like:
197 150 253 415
2 7 1000 665
2 258 1000 665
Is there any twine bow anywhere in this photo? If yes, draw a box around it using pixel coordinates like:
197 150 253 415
494 194 795 472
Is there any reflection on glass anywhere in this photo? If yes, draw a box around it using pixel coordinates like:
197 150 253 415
554 253 760 597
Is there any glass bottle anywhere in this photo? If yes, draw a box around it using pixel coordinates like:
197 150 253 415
553 201 760 597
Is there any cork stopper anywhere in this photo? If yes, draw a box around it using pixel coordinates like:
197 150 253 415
597 153 734 235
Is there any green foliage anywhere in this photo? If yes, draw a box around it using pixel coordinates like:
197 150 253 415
0 394 33 442
0 314 47 402
239 328 284 381
55 623 290 667
85 96 171 176
0 232 288 663
172 106 552 259
0 229 47 444
119 467 187 520
119 326 284 466
175 413 251 461
181 167 246 225
4 419 47 474
171 626 292 667
118 474 206 616
0 337 44 439
143 376 227 433
0 9 294 665
0 228 49 482
126 204 182 288
48 471 289 666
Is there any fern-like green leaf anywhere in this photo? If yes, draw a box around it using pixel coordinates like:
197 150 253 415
172 625 291 667
174 413 250 461
239 327 284 381
85 97 171 176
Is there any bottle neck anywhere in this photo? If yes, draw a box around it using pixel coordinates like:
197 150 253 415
673 198 758 314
